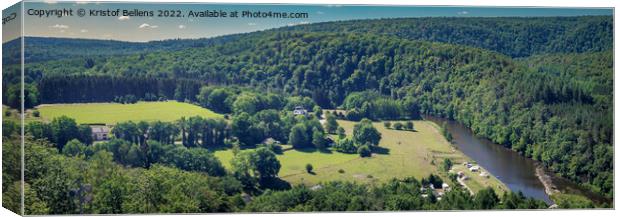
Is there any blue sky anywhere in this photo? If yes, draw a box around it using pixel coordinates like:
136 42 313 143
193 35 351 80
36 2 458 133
4 1 613 42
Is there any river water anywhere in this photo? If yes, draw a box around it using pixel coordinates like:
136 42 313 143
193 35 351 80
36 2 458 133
425 116 610 205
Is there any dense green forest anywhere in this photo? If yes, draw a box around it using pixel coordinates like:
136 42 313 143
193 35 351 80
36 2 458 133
1 35 244 65
2 15 613 213
285 16 613 58
3 111 555 214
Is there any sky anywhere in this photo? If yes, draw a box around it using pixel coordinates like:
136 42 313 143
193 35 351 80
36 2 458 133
2 1 613 43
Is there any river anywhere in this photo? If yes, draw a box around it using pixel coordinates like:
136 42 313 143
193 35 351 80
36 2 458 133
425 116 610 205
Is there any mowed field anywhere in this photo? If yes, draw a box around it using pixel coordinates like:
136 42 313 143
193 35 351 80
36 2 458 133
215 119 508 194
36 101 222 124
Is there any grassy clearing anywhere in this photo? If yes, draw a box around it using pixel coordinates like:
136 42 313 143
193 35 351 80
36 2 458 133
36 101 222 124
215 119 508 194
2 105 41 124
214 146 358 180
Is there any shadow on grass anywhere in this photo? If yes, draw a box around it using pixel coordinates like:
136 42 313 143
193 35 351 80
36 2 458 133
292 147 335 154
372 146 390 155
259 177 292 191
387 128 418 132
205 145 230 151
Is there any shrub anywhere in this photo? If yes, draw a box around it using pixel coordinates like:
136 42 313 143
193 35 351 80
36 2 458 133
337 126 346 139
32 110 40 117
405 121 414 130
357 144 372 157
393 122 404 130
338 169 345 174
384 121 391 129
333 138 357 154
442 158 453 171
306 164 313 173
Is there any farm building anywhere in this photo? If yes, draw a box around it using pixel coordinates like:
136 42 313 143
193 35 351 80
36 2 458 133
90 125 111 141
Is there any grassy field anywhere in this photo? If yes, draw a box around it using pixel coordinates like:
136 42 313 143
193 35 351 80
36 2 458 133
36 101 222 124
215 119 508 194
3 105 41 123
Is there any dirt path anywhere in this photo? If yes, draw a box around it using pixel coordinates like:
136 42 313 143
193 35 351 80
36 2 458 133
457 178 475 195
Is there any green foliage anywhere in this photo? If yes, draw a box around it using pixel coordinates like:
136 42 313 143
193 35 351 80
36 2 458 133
7 136 243 215
332 138 357 154
62 139 86 157
287 16 612 58
245 176 547 212
405 121 414 130
474 187 499 209
551 193 595 209
325 113 339 134
357 145 372 158
231 147 282 189
440 122 453 142
442 158 452 172
383 121 391 129
4 83 39 109
336 126 346 139
352 119 382 146
343 91 420 120
393 122 403 130
7 14 614 208
289 124 309 149
306 164 313 173
312 129 327 149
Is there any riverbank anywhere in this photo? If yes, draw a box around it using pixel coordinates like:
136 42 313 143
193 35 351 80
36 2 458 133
425 115 611 206
536 166 560 202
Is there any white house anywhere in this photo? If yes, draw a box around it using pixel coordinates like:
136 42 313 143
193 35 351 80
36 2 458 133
90 125 111 141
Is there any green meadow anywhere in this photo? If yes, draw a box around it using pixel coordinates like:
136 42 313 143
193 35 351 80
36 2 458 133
215 119 508 194
36 101 222 124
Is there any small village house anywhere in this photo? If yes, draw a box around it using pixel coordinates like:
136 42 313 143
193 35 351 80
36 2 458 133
90 125 111 141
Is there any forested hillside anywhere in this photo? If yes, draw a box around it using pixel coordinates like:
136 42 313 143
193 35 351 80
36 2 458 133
2 34 244 65
285 16 613 58
3 15 613 200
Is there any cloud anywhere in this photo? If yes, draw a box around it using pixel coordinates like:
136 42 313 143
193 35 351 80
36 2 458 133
178 25 186 29
49 24 69 29
248 22 256 26
139 23 158 29
80 29 88 33
118 16 130 21
457 11 469 15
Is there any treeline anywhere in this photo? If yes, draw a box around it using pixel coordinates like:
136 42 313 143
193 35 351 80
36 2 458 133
37 75 204 104
285 16 612 58
342 91 420 121
3 135 245 215
246 178 547 211
3 34 246 65
11 21 614 197
3 134 552 215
